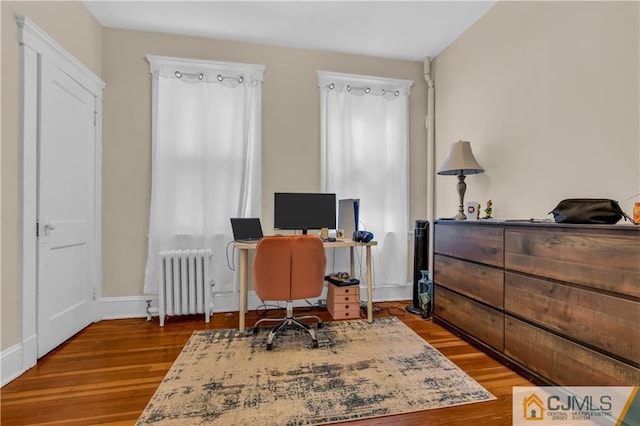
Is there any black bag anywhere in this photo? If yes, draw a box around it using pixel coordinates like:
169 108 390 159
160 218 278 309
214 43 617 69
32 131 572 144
549 198 633 224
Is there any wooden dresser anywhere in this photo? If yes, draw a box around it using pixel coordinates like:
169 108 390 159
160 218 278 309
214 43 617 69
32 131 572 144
433 220 640 385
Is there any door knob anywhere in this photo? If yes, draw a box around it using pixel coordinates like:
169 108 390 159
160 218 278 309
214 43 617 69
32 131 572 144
42 219 56 235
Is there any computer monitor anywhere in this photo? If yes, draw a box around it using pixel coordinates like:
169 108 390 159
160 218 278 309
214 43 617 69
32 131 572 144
274 192 336 234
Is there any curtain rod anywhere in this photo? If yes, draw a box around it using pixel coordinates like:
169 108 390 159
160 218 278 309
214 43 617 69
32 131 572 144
325 82 401 97
174 70 244 83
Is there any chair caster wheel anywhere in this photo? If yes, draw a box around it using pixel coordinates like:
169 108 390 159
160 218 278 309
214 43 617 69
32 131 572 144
266 343 273 350
317 322 324 329
312 340 318 349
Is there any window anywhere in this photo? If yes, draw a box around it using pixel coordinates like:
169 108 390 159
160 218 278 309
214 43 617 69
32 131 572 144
319 71 413 293
144 55 264 297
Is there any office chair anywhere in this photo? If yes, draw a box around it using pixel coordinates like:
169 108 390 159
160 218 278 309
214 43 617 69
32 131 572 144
252 235 327 350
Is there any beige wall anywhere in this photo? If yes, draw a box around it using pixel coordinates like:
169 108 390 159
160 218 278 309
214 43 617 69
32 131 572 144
6 0 637 356
1 2 427 352
432 0 639 220
1 2 102 351
101 28 428 298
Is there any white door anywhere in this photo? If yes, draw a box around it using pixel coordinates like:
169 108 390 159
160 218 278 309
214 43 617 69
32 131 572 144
37 58 98 358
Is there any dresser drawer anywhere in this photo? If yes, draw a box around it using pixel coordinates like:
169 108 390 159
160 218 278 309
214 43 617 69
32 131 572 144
505 272 640 364
434 223 504 267
434 285 504 351
505 227 640 297
434 254 504 309
505 316 640 385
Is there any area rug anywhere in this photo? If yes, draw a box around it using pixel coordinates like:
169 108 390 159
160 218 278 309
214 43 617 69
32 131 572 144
137 316 495 425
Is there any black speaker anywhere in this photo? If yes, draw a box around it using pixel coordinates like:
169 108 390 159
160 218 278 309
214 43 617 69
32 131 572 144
406 220 429 315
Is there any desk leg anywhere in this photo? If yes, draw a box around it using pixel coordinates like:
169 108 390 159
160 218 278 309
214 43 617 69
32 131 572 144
239 248 248 333
349 247 355 277
366 245 373 323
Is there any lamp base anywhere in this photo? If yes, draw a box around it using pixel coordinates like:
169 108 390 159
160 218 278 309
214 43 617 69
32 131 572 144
455 174 468 220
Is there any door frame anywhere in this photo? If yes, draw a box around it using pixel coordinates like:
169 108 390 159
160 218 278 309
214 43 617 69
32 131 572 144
18 16 105 370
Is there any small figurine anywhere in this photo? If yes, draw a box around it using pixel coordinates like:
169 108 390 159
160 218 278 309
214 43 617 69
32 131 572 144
484 200 493 219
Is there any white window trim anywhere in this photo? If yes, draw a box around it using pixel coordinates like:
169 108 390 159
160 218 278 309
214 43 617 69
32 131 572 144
147 55 265 81
317 70 413 95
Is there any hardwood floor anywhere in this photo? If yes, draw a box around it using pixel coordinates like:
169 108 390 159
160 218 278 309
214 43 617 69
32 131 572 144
1 302 532 425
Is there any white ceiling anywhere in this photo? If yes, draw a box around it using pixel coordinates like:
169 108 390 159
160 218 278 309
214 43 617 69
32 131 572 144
83 1 497 61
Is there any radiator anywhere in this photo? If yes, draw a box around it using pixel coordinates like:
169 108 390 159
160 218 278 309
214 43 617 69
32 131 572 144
157 249 214 327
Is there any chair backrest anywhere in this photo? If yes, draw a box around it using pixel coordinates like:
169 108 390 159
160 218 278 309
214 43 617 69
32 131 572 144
253 235 326 302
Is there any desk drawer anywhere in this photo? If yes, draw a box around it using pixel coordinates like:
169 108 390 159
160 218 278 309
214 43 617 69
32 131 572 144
328 302 360 319
328 284 360 297
327 289 360 305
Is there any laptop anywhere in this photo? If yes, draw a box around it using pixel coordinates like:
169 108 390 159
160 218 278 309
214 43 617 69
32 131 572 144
230 218 264 243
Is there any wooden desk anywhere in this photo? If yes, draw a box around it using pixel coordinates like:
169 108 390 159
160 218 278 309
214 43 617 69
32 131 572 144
234 239 377 332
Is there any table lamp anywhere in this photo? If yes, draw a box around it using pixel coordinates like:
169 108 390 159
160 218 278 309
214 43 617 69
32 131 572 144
438 140 484 220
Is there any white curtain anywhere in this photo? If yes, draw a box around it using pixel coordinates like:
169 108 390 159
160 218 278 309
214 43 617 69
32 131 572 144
319 71 412 290
144 56 264 295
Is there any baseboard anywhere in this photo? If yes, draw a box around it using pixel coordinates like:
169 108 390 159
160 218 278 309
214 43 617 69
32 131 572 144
100 283 412 320
100 292 275 319
1 344 25 387
1 333 37 388
101 296 155 319
100 294 246 319
366 283 412 302
100 293 328 319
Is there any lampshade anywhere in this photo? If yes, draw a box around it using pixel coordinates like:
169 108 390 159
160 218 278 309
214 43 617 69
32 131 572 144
438 140 484 176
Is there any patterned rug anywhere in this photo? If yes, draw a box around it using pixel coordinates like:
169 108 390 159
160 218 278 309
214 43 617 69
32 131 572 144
137 317 495 425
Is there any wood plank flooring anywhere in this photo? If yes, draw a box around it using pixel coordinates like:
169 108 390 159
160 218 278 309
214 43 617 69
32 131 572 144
1 302 533 425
